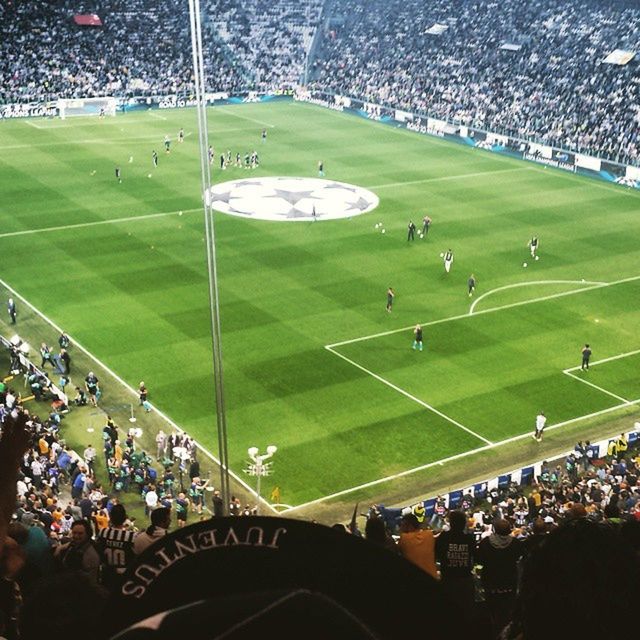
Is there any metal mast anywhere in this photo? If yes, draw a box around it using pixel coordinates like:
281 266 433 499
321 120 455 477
187 0 231 514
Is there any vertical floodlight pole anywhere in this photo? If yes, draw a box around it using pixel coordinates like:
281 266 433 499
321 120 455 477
188 0 230 515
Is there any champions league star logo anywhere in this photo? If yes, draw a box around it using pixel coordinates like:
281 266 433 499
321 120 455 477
207 177 379 221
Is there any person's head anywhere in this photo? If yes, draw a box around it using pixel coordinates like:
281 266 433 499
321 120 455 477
493 519 511 536
447 510 467 533
71 520 92 545
7 522 28 545
365 516 388 545
531 518 547 535
585 343 590 348
604 503 620 520
400 513 420 533
0 537 26 579
150 507 171 530
568 503 587 520
109 503 127 527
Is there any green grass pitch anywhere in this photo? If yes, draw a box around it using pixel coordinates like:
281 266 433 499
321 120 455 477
1 101 639 509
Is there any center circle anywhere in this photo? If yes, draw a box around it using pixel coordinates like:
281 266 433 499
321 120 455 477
207 176 379 221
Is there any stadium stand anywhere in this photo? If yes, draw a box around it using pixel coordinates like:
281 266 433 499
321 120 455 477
0 0 244 102
1 0 637 165
208 0 325 90
311 0 640 165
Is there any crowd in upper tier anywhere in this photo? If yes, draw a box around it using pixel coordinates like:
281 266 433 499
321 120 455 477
311 0 640 165
1 0 638 165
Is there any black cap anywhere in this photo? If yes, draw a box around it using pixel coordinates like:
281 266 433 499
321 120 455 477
108 517 460 639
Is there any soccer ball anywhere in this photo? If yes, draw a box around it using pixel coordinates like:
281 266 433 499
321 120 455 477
148 174 152 178
375 223 379 229
440 252 444 258
178 211 183 216
381 229 386 234
128 156 133 163
523 262 528 267
419 233 424 238
535 256 539 261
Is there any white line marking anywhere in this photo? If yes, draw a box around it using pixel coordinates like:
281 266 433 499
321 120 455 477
148 112 168 121
22 120 47 129
527 166 640 198
280 397 640 513
327 274 640 349
296 101 640 198
563 370 631 403
0 208 200 240
0 277 278 514
368 167 530 190
215 106 276 128
0 134 191 150
565 348 640 372
326 345 493 445
468 280 607 315
22 119 159 130
298 275 640 512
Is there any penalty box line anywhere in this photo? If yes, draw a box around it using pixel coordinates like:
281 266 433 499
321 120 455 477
327 273 640 350
281 397 640 514
325 345 492 446
563 348 640 404
0 276 277 514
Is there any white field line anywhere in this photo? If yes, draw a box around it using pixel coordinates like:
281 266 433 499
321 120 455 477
0 276 277 514
368 166 530 190
295 101 640 198
562 370 630 404
468 279 607 315
302 275 640 513
0 132 195 150
326 346 493 445
23 119 144 130
214 106 276 129
527 166 640 199
564 348 640 372
280 397 640 514
0 208 200 240
22 120 48 130
148 112 168 121
327 273 640 349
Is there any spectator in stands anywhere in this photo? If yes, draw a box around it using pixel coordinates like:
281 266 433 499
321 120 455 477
364 516 399 554
53 519 100 583
397 513 438 579
0 536 26 640
476 519 523 637
435 510 475 613
134 506 171 555
96 503 136 590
